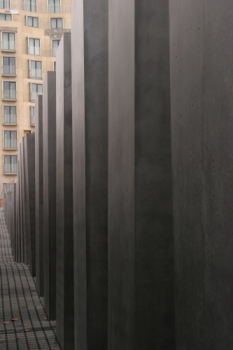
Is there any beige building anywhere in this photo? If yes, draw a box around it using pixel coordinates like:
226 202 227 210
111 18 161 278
0 0 71 192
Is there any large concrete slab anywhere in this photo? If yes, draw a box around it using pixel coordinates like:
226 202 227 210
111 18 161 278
35 95 44 296
22 137 29 265
56 33 74 350
13 183 16 259
71 1 108 349
19 141 25 263
43 72 57 320
3 184 15 247
6 183 16 258
170 1 233 348
25 133 36 277
15 161 20 263
108 1 175 349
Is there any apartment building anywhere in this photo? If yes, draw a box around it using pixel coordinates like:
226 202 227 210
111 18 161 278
0 0 71 191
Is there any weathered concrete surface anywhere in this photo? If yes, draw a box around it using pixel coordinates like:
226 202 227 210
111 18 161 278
18 142 24 262
25 133 36 277
23 137 30 266
170 1 233 349
35 95 44 296
3 183 16 252
5 183 16 258
56 33 74 350
71 1 108 349
10 183 16 259
13 183 16 258
108 1 175 349
20 141 26 263
15 161 20 263
43 72 57 320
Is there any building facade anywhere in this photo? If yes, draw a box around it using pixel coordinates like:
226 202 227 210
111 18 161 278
0 0 71 191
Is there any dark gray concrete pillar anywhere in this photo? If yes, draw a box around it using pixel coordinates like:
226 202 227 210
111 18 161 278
15 162 20 263
170 1 233 349
8 183 16 259
19 142 25 263
108 1 175 349
25 133 36 277
12 183 16 259
22 138 29 265
43 72 57 320
71 1 108 349
35 95 44 296
56 33 74 350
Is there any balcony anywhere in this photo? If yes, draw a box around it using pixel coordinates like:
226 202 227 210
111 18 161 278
2 65 16 76
24 0 37 12
2 41 15 52
28 46 40 56
3 114 17 125
2 90 16 101
3 138 17 150
48 4 61 13
0 1 70 13
29 68 42 79
4 163 17 174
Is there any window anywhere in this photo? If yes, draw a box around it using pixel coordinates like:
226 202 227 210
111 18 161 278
52 39 60 57
48 0 60 13
27 16 38 27
3 130 17 149
3 106 16 125
29 60 42 78
3 57 16 75
24 0 36 12
28 38 40 55
3 81 16 100
30 83 42 101
2 32 15 51
30 106 35 126
54 61 56 71
0 0 10 9
0 13 12 20
51 18 62 28
4 155 17 174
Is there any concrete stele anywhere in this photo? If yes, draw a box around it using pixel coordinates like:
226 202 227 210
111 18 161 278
43 71 57 320
71 0 108 349
35 95 44 296
108 0 175 348
56 33 74 350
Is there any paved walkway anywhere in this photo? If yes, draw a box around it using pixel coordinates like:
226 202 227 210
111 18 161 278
0 209 61 350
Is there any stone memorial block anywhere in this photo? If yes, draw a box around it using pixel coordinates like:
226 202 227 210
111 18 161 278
15 161 20 262
56 33 74 350
71 1 108 349
6 190 10 237
25 133 36 276
170 1 233 348
7 183 16 258
19 142 25 263
43 72 57 320
108 1 175 349
22 138 29 265
35 95 44 296
12 183 16 259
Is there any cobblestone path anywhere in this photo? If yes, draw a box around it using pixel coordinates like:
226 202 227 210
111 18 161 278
0 209 61 350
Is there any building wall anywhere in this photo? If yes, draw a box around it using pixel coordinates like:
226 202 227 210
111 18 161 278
0 0 71 191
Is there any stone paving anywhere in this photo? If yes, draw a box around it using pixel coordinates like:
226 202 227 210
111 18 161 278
0 209 61 350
